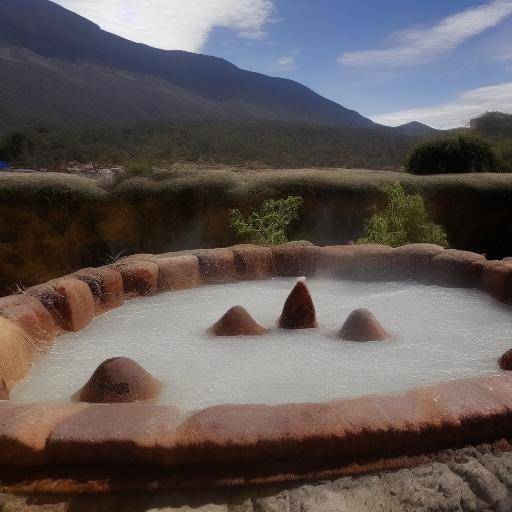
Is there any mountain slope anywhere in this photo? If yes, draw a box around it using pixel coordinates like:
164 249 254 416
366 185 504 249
0 0 375 127
0 47 257 124
395 121 438 137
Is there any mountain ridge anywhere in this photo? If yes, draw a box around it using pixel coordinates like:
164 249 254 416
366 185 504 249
0 0 378 128
395 121 439 136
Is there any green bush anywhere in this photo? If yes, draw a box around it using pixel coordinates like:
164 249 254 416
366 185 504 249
124 159 154 178
470 111 512 140
405 135 498 174
230 196 303 245
358 182 449 248
0 132 31 162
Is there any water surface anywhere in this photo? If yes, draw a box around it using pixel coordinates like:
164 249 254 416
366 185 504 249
12 278 512 410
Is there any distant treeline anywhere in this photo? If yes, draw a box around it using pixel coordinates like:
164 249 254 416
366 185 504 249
0 120 418 170
0 112 511 171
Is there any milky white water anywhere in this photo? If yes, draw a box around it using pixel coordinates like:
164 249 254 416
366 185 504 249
11 278 512 410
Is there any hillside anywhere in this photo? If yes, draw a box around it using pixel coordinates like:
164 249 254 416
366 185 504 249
0 0 374 128
0 120 419 170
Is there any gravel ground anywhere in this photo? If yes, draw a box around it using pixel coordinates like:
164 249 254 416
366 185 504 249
2 442 512 512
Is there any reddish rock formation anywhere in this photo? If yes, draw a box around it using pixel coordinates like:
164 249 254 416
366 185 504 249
482 261 512 304
272 242 321 278
27 278 96 332
316 244 397 281
393 244 445 281
431 250 486 288
278 281 318 329
72 267 124 314
156 255 201 292
0 380 8 400
0 294 59 344
113 261 159 297
230 245 274 280
316 246 355 279
339 308 390 342
0 316 32 390
499 349 512 371
193 249 239 284
73 357 162 404
208 306 266 337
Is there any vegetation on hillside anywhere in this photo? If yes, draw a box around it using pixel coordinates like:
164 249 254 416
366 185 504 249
1 112 511 172
470 111 512 172
470 112 512 140
230 196 303 245
0 121 418 170
404 112 512 174
358 182 449 247
405 135 498 174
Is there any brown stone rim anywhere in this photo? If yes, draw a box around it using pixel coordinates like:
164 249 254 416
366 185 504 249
0 242 512 486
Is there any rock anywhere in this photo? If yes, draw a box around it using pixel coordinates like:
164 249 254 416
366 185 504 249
27 278 96 332
73 357 162 403
499 348 512 370
431 250 486 288
339 308 390 342
156 255 201 292
208 306 266 337
113 260 159 297
230 244 274 280
482 261 512 304
272 242 322 278
72 266 125 314
278 281 318 329
0 316 33 390
0 379 8 400
0 293 59 344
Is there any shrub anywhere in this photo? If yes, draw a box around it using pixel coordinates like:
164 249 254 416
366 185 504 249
470 111 512 140
358 182 449 248
230 196 303 245
405 135 498 174
0 132 31 162
124 159 154 178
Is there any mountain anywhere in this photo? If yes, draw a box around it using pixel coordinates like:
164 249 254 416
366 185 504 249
0 0 375 128
395 121 438 137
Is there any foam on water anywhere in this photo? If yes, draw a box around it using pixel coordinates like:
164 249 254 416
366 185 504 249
11 278 512 410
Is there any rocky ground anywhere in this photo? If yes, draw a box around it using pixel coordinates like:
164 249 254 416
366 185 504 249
2 441 512 512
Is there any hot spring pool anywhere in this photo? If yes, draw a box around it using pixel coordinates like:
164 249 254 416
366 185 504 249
11 278 512 410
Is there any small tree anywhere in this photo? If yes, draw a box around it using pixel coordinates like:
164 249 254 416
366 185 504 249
124 159 154 178
230 196 303 246
359 182 448 248
405 135 497 174
0 132 30 163
470 111 512 140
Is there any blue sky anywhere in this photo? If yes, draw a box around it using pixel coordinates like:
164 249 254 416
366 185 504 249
53 0 512 128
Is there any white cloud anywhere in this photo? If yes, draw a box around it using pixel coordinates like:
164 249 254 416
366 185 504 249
340 0 512 67
494 51 512 62
372 82 512 129
275 55 296 70
51 0 276 52
273 51 298 71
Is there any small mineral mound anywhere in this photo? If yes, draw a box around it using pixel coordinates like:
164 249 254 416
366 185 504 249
73 357 162 403
278 281 318 329
339 308 390 342
208 306 266 336
499 348 512 370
